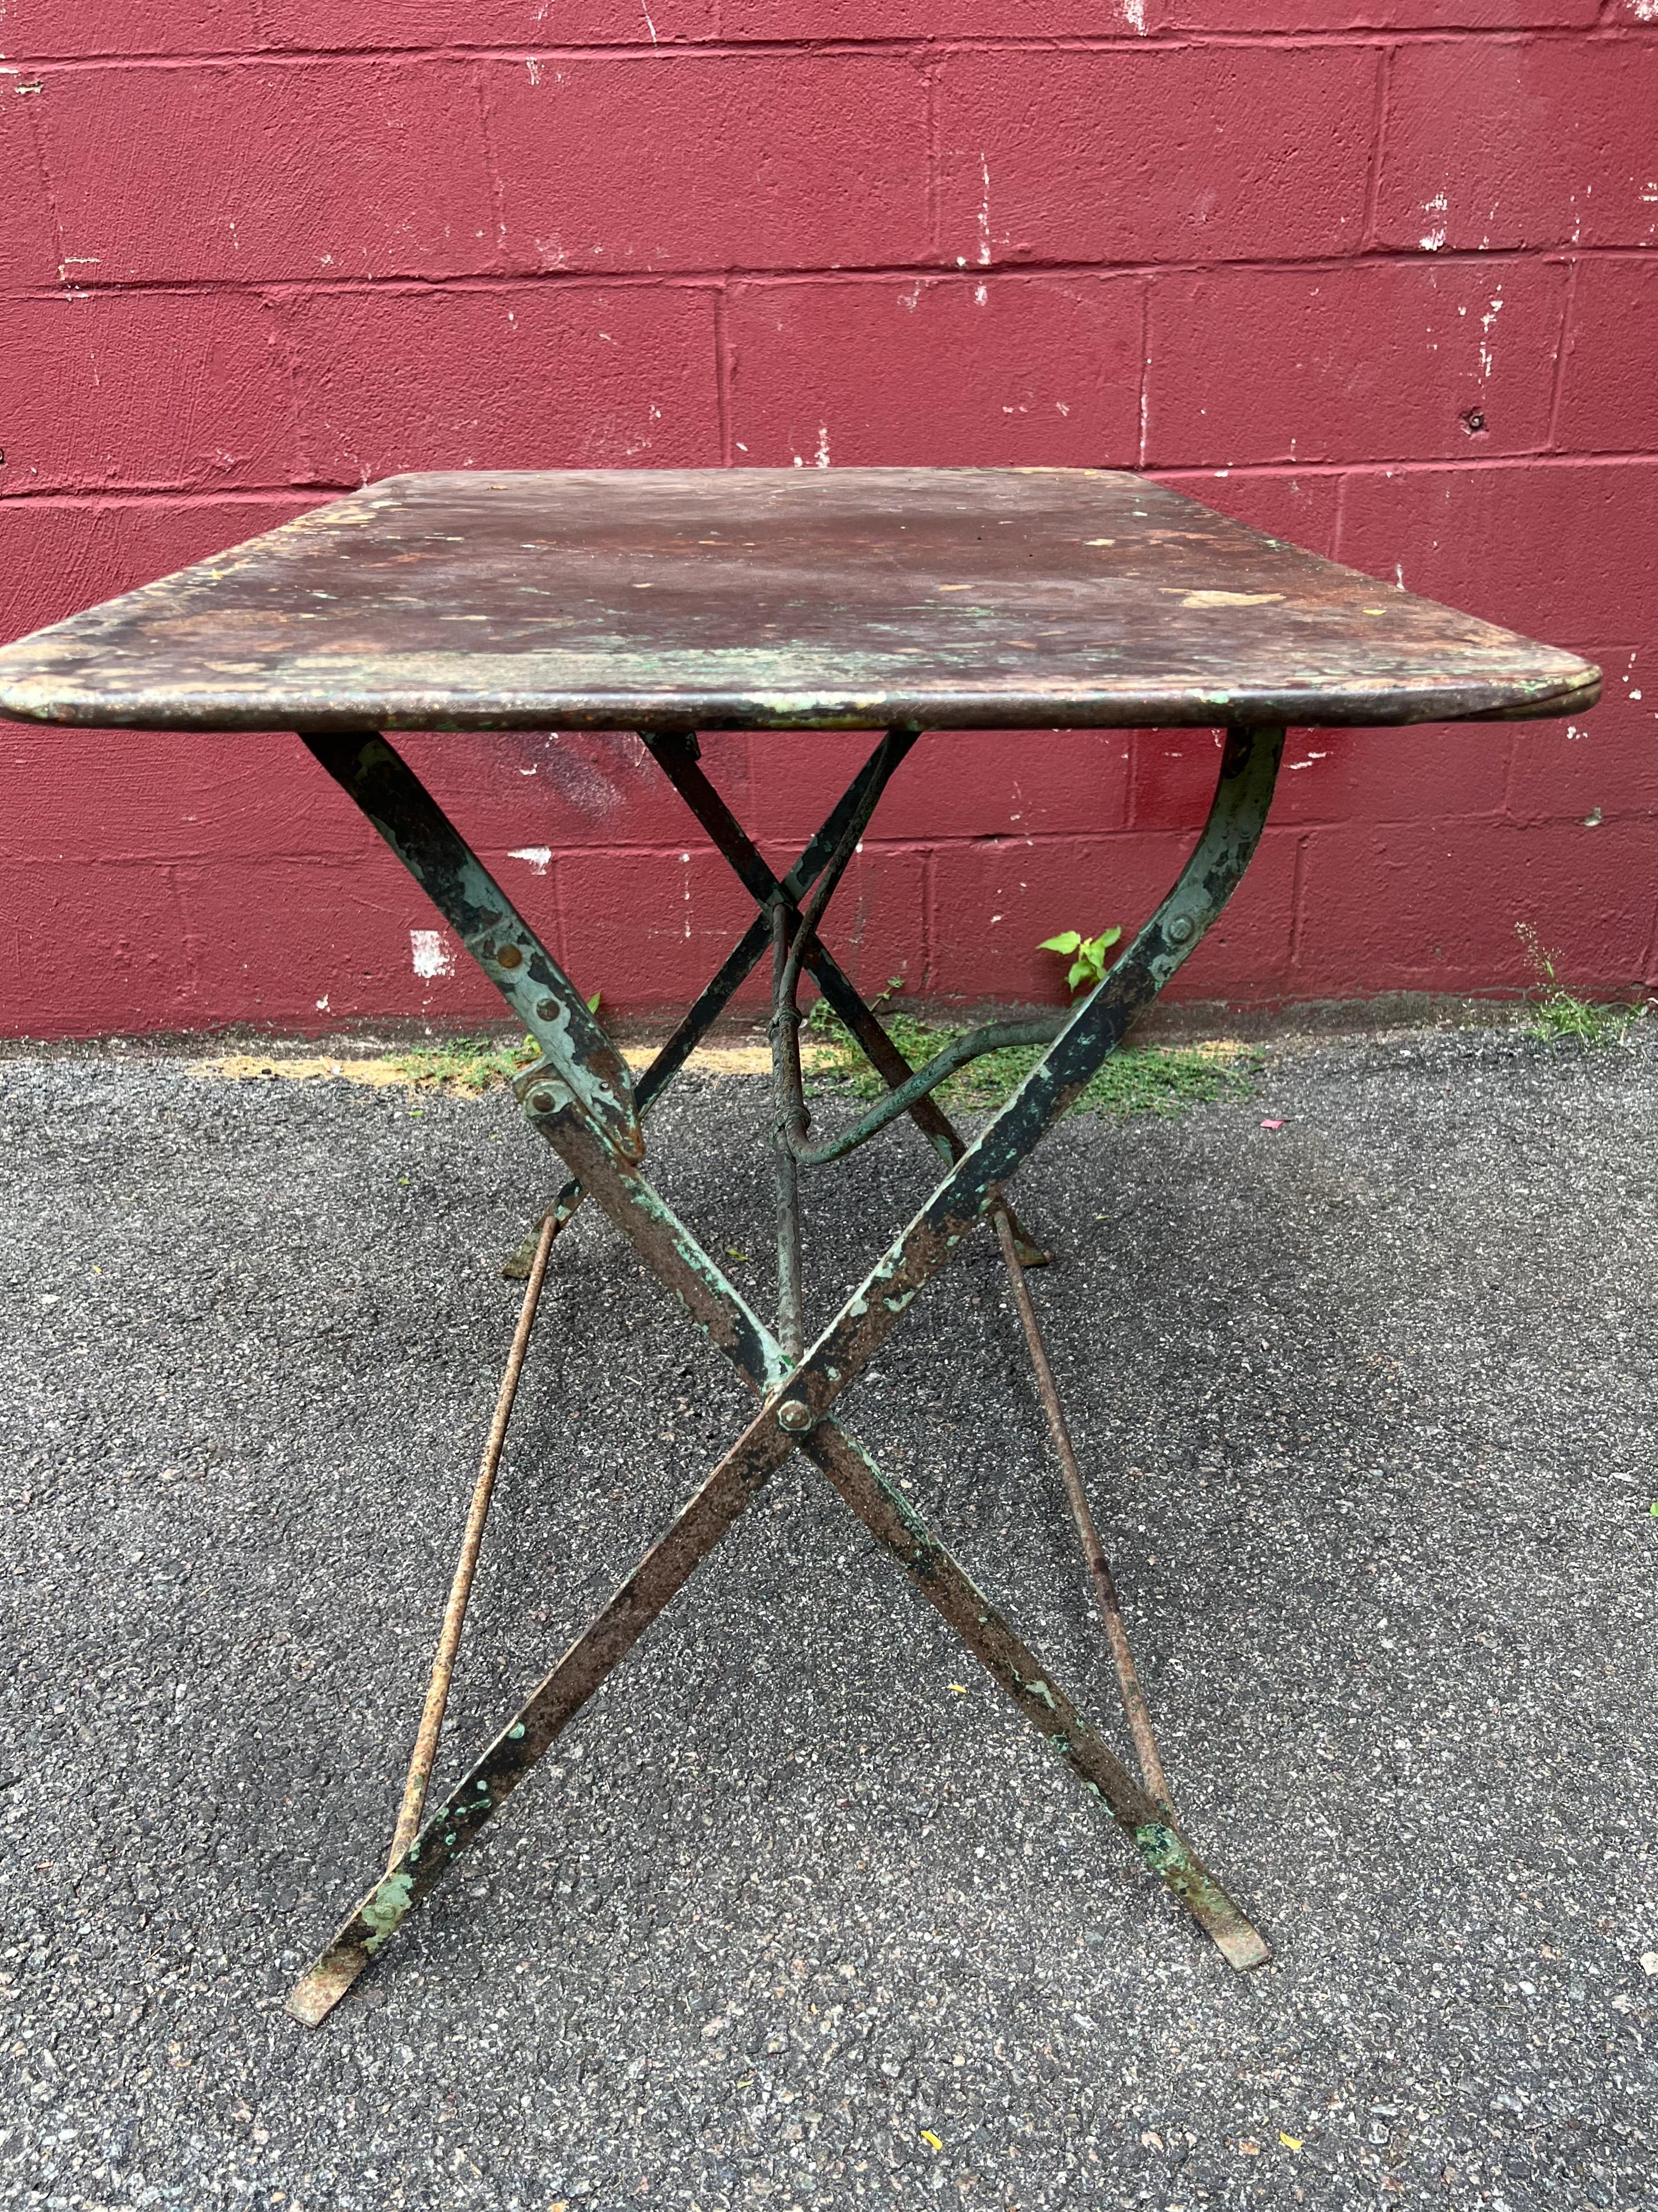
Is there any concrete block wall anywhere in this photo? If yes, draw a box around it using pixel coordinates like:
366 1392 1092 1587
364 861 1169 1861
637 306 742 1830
2 3 1654 1034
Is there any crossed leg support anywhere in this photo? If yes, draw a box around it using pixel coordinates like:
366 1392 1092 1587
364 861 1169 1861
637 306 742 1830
286 722 1285 2025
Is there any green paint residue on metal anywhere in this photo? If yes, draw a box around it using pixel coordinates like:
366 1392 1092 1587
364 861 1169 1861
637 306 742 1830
1135 1822 1183 1872
361 1871 416 1955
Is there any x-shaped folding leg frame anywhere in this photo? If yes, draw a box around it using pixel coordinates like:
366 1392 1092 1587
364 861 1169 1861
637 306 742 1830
287 721 1286 2025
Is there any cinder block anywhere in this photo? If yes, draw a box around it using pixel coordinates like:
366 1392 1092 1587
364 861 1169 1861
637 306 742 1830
285 282 720 480
1336 459 1658 645
1294 816 1655 996
1155 0 1596 23
926 824 1298 1002
262 0 717 44
0 858 200 1036
487 51 930 275
725 0 1151 35
0 91 58 288
40 60 496 282
0 0 258 56
1555 256 1658 457
1267 723 1513 831
1124 725 1508 845
0 728 376 864
1 292 298 494
1144 259 1567 469
184 853 520 1026
746 727 1132 850
1508 648 1658 826
398 729 752 857
727 275 1142 469
1376 38 1658 252
936 45 1377 267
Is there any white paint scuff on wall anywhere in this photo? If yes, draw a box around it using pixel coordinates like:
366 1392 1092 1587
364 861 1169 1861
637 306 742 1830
411 929 455 979
1419 191 1448 252
509 846 553 873
978 156 992 267
1479 287 1504 381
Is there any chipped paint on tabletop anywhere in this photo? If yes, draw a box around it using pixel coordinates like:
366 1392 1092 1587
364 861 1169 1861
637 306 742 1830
0 467 1598 733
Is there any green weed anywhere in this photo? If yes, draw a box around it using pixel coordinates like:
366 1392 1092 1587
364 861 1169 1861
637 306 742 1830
1516 925 1637 1049
805 983 1260 1123
389 1033 542 1093
1037 926 1122 993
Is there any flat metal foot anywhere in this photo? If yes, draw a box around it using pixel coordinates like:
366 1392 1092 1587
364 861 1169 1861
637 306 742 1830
285 1942 370 2026
1217 1924 1274 1972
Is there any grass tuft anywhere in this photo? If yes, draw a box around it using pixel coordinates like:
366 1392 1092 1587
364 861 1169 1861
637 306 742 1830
1516 925 1638 1050
804 998 1261 1122
389 1033 541 1093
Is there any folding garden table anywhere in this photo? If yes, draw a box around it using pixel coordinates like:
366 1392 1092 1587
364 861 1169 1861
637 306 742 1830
0 468 1598 2025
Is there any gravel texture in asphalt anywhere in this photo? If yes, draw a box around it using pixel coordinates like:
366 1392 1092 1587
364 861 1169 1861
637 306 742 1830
2 1026 1655 2211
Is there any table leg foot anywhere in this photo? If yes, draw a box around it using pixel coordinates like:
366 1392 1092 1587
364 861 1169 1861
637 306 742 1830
285 1942 371 2026
1133 1821 1272 1970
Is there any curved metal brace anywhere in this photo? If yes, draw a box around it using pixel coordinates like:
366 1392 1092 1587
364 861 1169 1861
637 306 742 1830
788 722 1288 1414
785 1017 1065 1167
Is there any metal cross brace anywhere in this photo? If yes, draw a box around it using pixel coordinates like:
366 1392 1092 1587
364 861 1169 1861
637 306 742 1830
496 727 1047 1281
286 722 1286 2025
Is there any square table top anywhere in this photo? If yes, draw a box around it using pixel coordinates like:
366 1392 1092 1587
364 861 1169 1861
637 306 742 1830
0 467 1598 735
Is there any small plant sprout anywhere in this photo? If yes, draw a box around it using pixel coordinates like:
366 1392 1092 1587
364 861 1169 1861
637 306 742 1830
1039 927 1123 994
1515 924 1637 1048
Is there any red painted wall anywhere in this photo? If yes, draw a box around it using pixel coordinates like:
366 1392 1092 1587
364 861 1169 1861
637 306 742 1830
2 4 1655 1037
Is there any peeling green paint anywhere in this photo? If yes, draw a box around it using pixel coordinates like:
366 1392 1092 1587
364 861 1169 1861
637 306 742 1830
361 1872 415 1955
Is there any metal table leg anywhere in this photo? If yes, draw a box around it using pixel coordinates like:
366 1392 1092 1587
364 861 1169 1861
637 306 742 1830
286 723 1284 2025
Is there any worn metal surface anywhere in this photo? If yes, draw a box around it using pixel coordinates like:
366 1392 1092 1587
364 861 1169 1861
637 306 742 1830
286 725 1284 2023
387 1205 558 1868
0 469 1597 732
992 1209 1175 1823
640 728 1048 1266
304 733 641 1164
500 729 911 1279
769 902 808 1363
783 1016 1066 1168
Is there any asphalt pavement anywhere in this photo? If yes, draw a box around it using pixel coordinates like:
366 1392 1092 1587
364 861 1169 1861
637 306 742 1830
2 1020 1655 2211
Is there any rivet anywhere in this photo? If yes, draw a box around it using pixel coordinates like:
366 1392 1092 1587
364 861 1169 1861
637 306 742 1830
1166 914 1195 943
529 1089 557 1115
496 945 523 969
776 1399 814 1433
536 997 557 1020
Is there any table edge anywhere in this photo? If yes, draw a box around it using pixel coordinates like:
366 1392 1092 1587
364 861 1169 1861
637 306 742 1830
0 670 1603 734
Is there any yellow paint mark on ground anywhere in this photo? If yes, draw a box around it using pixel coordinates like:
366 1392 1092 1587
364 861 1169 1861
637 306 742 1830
195 1041 814 1093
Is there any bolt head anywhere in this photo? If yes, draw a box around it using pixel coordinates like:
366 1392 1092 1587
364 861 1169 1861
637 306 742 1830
1166 914 1195 944
776 1399 814 1433
528 1089 557 1116
536 998 557 1020
496 945 523 970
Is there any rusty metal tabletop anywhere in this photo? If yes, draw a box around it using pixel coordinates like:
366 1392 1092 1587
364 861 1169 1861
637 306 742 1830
0 467 1598 734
